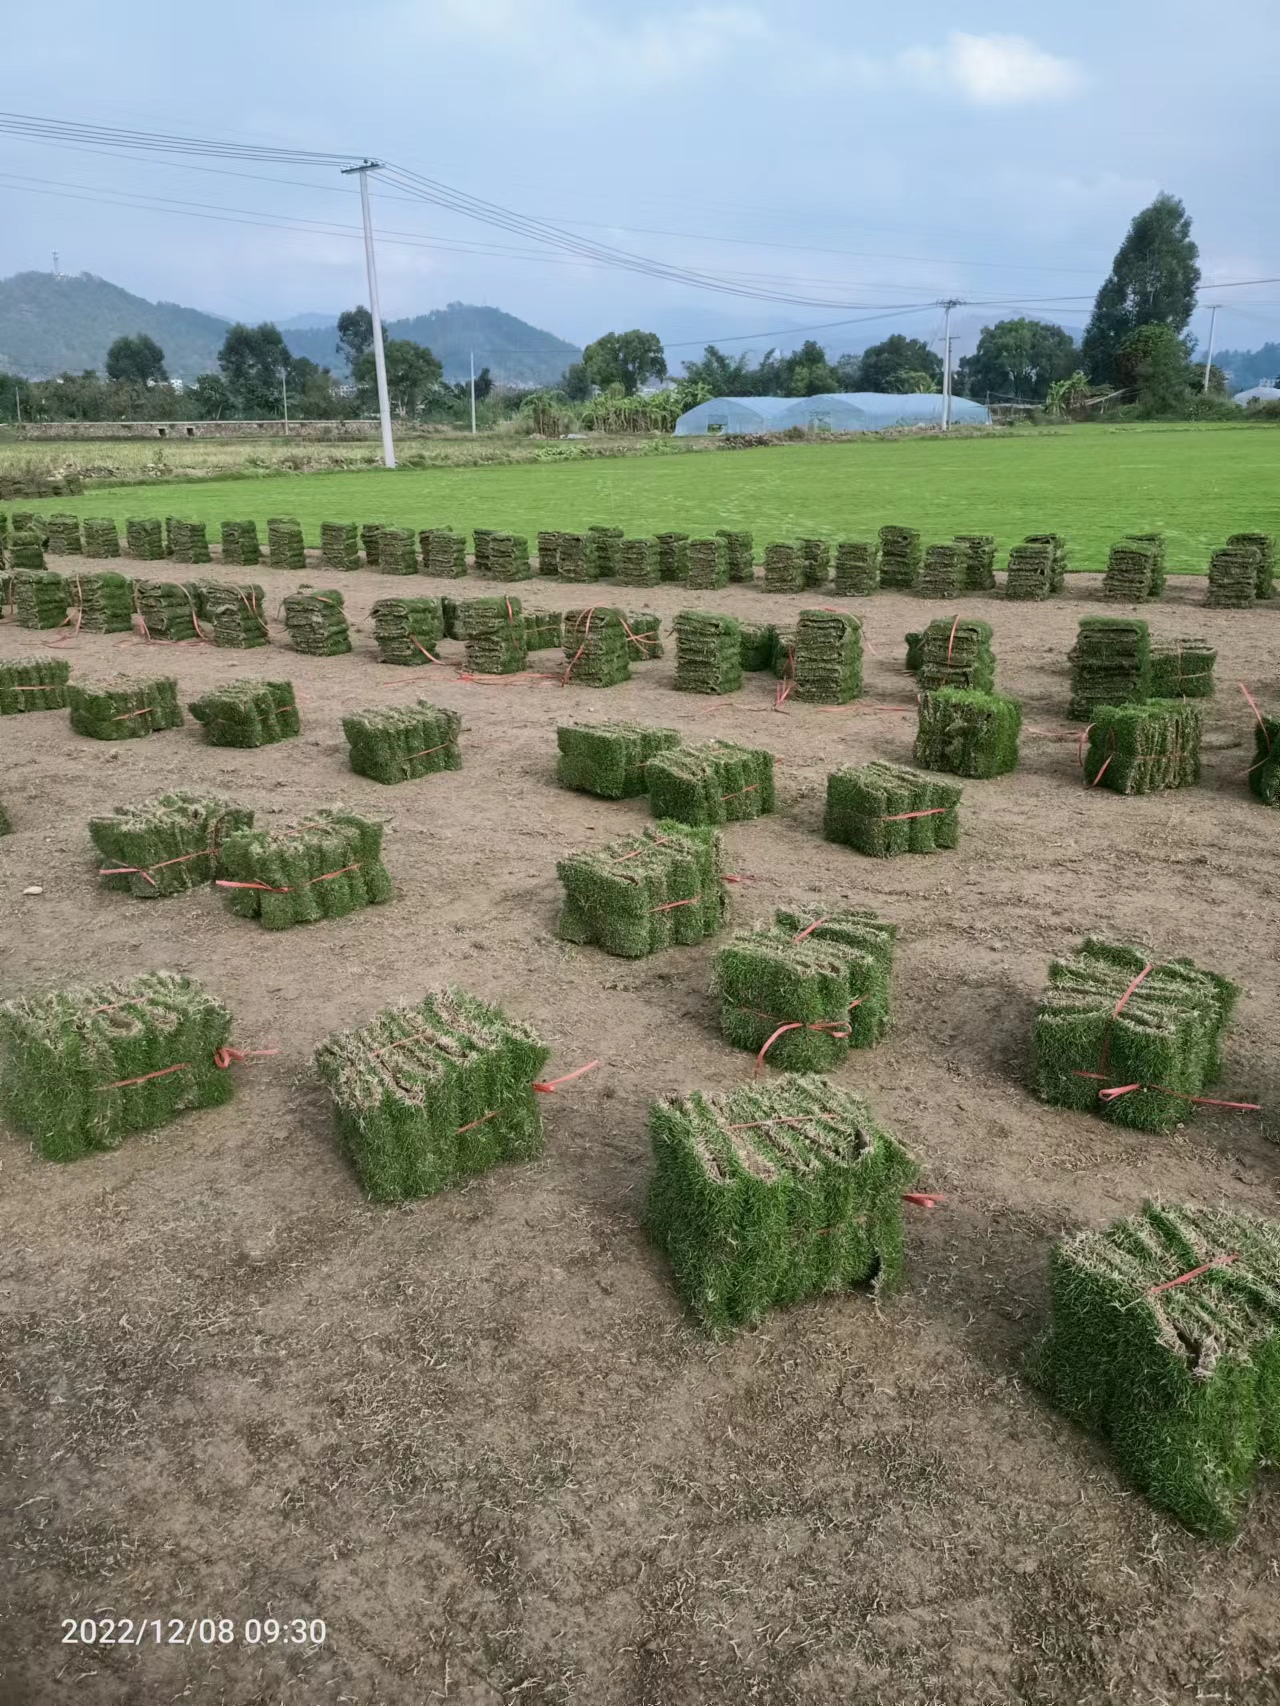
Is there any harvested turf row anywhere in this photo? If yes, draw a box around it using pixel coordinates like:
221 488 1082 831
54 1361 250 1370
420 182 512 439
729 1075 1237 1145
557 820 726 958
916 616 995 692
1032 937 1240 1134
561 607 631 687
645 1075 917 1337
461 596 528 676
824 760 961 856
283 587 352 657
713 904 896 1070
674 611 742 695
71 571 135 635
420 528 469 577
68 675 183 741
832 541 879 597
215 808 393 930
556 720 681 799
188 680 300 748
343 701 462 784
791 608 862 704
371 595 443 666
1068 617 1151 721
321 522 361 572
221 521 262 568
313 987 550 1202
0 971 233 1162
1026 1199 1280 1539
953 534 996 590
91 791 254 898
646 740 775 826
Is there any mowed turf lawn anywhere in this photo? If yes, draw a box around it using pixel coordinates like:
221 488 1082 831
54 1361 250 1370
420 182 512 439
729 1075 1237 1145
41 421 1279 575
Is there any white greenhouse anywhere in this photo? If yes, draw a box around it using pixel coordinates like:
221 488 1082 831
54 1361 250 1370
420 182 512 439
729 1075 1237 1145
673 392 991 436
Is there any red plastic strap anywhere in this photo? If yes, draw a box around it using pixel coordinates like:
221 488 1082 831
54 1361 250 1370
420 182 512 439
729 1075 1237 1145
650 897 699 913
946 614 961 662
98 848 216 885
1148 1252 1239 1295
903 1192 946 1208
877 806 948 823
751 1014 853 1077
113 706 155 721
456 1110 498 1135
411 636 442 663
1239 681 1269 751
1074 1071 1261 1112
792 916 828 942
722 874 756 884
532 1060 599 1093
1112 962 1153 1018
215 863 360 895
96 1062 190 1090
774 677 793 711
406 743 451 760
721 784 758 802
213 1046 278 1069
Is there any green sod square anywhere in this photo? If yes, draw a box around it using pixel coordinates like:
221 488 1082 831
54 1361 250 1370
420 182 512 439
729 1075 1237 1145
953 534 996 590
646 740 775 826
687 537 730 589
833 540 879 596
343 701 463 785
13 570 67 628
824 760 961 856
372 595 444 665
791 608 863 704
188 679 300 747
557 821 727 958
716 529 754 582
68 675 183 741
267 517 306 571
739 622 777 672
645 1075 917 1336
1005 541 1055 600
762 542 804 593
1149 639 1216 700
215 807 394 930
1225 532 1275 598
283 587 352 656
1068 617 1151 721
221 520 263 567
91 791 254 898
914 687 1022 778
674 610 742 694
561 606 631 686
82 517 121 560
1248 715 1280 805
556 720 681 799
916 616 996 692
1083 701 1201 794
879 525 922 590
655 532 690 583
71 570 135 634
0 654 71 714
321 522 361 572
917 543 964 599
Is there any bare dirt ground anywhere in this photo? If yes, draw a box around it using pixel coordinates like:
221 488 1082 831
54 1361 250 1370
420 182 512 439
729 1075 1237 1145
2 558 1279 1706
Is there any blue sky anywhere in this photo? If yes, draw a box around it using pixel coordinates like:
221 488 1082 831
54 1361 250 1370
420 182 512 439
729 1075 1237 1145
4 0 1278 366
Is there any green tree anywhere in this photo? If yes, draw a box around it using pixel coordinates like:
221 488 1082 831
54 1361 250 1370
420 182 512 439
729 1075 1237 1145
832 353 862 389
1116 323 1196 417
784 339 837 396
336 306 377 368
1082 194 1201 384
188 373 234 419
353 338 442 416
105 333 168 386
218 323 293 416
681 344 757 395
857 335 943 393
561 360 593 401
956 318 1077 403
582 329 667 396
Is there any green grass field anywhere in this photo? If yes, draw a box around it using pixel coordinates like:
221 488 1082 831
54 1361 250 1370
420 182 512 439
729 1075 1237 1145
20 421 1279 575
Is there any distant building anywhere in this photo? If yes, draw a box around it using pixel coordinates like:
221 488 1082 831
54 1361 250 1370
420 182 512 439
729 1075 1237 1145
1231 385 1280 406
672 392 991 435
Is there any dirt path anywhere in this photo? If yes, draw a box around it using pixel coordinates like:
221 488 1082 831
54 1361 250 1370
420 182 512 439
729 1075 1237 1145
2 560 1279 1705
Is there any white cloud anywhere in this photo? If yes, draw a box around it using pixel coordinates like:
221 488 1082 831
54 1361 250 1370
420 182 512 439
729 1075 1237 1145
900 32 1084 105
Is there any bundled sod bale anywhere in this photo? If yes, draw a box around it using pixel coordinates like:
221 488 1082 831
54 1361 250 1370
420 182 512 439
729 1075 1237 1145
524 607 565 652
1207 543 1261 609
674 610 742 695
71 570 134 634
799 537 831 589
763 541 805 593
687 536 730 590
1027 1199 1280 1539
585 525 624 581
954 533 996 591
10 532 47 572
221 520 262 567
1128 533 1168 597
824 759 961 856
717 528 754 583
557 820 727 958
914 687 1022 779
126 518 165 561
561 606 631 687
623 609 662 663
713 905 896 1070
361 523 381 567
1026 533 1069 590
536 529 564 577
419 527 469 577
314 987 549 1202
645 1075 917 1336
200 581 269 648
343 701 462 785
918 543 964 599
47 513 83 555
90 791 254 898
1249 716 1280 806
1226 532 1276 599
459 594 527 675
833 540 879 597
739 621 776 672
879 525 923 590
170 520 212 564
618 538 660 588
1032 938 1240 1135
215 806 393 930
1083 701 1202 795
372 594 443 665
553 531 591 582
904 631 926 674
479 532 532 581
655 531 690 584
0 654 71 714
82 517 120 559
791 608 863 704
321 522 361 572
0 971 233 1163
1150 639 1216 700
1005 540 1055 600
917 615 996 692
13 570 68 629
771 625 797 681
646 740 775 826
136 580 199 643
68 674 183 741
471 529 497 574
376 527 418 576
189 679 300 748
283 586 352 657
267 516 305 571
1068 616 1151 720
1102 537 1162 602
556 720 681 799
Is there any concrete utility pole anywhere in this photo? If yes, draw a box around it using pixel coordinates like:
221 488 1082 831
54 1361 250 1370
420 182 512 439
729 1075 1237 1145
1202 305 1220 393
281 365 289 435
469 350 477 435
940 299 961 430
341 159 396 470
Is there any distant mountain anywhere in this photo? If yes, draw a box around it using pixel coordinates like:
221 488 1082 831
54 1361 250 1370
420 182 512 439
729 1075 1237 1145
0 272 230 380
282 302 581 388
278 312 342 330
